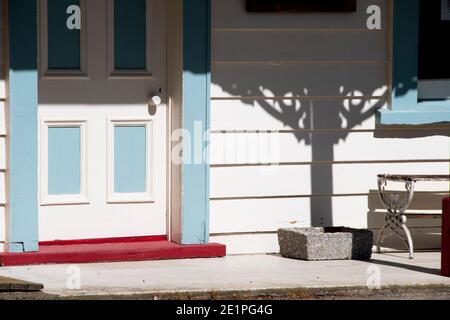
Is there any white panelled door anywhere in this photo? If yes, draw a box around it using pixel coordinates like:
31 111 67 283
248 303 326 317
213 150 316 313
38 0 167 240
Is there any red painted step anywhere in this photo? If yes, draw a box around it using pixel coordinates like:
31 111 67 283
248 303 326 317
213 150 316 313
0 239 226 266
39 235 168 246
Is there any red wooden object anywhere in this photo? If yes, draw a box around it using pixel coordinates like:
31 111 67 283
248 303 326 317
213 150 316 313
442 198 450 277
0 239 226 266
39 235 167 246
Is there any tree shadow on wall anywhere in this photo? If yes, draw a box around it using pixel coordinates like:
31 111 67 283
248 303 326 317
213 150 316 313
213 72 388 226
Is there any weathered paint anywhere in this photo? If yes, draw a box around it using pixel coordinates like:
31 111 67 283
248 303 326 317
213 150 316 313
378 0 450 124
181 0 211 244
48 127 81 195
7 0 39 252
114 126 147 193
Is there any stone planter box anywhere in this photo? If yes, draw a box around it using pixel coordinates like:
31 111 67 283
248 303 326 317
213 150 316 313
277 227 373 261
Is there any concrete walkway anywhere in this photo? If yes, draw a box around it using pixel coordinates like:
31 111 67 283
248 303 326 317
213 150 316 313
0 252 449 298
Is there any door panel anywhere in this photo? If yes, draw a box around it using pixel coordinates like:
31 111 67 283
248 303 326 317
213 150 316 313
47 127 81 195
114 126 147 193
107 119 155 204
38 0 167 241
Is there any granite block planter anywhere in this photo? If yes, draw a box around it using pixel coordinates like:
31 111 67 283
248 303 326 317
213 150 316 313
277 227 373 261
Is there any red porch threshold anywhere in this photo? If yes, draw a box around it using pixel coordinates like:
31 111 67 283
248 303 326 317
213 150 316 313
0 236 226 266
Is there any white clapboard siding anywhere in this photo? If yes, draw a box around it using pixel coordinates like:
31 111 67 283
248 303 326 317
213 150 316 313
212 0 388 29
0 101 5 135
210 0 449 253
0 138 5 169
210 197 312 234
211 64 387 99
211 99 389 131
213 30 387 62
210 233 281 255
210 162 449 199
332 132 450 162
0 171 5 243
0 172 4 204
211 99 450 132
0 206 4 246
210 193 444 234
0 82 5 100
0 0 5 100
210 132 312 164
210 132 450 164
333 193 444 227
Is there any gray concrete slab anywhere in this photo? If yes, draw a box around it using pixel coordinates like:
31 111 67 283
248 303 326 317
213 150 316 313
0 252 448 298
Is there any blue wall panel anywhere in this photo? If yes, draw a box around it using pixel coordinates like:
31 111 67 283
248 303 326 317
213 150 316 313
114 126 147 193
48 127 81 195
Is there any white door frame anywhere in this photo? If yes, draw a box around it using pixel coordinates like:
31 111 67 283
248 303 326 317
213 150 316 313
37 0 173 241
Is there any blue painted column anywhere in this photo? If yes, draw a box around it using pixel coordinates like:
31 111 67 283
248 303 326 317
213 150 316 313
181 0 211 244
7 0 39 252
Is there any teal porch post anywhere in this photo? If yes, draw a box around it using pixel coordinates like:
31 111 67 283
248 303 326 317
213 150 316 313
181 0 211 244
7 0 39 252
